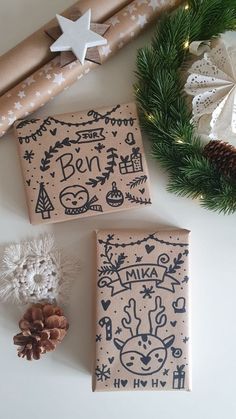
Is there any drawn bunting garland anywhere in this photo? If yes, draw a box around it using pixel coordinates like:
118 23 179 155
135 0 236 214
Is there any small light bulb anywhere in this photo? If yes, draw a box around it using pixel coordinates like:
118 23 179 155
184 40 190 49
184 4 189 10
176 139 184 144
147 113 155 122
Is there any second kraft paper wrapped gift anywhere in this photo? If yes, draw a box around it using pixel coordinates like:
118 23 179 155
93 229 191 392
0 0 182 137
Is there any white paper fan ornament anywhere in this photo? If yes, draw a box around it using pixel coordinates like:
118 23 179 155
185 40 236 143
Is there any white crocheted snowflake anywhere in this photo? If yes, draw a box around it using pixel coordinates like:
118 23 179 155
0 235 76 304
185 40 236 142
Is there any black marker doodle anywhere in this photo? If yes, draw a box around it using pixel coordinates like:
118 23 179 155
119 147 143 175
35 182 54 219
163 369 169 376
114 379 128 388
126 175 147 189
86 148 118 187
112 131 117 137
183 336 189 344
160 381 166 388
60 185 103 215
96 334 102 342
170 320 177 327
171 347 183 358
136 256 143 262
140 285 155 299
75 128 105 144
94 142 105 153
167 253 185 274
106 182 124 207
50 128 57 136
125 132 136 146
26 179 31 187
95 364 111 382
133 379 147 389
139 188 145 195
23 150 35 164
75 147 80 153
101 299 111 311
125 192 151 205
145 244 155 254
114 298 175 376
115 327 122 335
182 276 189 284
99 316 112 341
108 357 114 364
50 172 55 178
40 137 76 172
172 297 186 314
173 365 185 389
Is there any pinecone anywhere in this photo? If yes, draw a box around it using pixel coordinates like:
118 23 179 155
203 140 236 179
13 303 69 360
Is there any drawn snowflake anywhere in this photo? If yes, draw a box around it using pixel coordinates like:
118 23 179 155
95 364 111 382
140 285 155 299
23 150 35 163
115 326 122 335
94 142 105 153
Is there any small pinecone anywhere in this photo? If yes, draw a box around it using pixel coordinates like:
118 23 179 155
13 303 69 361
203 140 236 179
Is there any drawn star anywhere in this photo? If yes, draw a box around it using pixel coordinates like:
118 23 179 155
140 285 155 299
127 4 137 13
137 14 147 27
109 16 120 26
14 102 22 110
183 336 189 344
149 0 159 9
46 74 52 80
35 91 41 97
182 276 189 284
163 369 169 376
18 91 25 99
8 116 16 125
100 45 112 57
115 326 122 335
96 334 102 342
136 256 143 262
43 63 53 73
23 150 35 164
50 10 107 65
25 76 35 86
53 73 65 86
94 143 105 153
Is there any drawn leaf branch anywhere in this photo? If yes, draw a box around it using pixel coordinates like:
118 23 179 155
86 148 118 187
126 175 148 189
167 253 184 274
125 192 151 205
40 137 77 171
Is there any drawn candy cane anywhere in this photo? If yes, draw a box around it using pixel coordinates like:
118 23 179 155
99 316 112 341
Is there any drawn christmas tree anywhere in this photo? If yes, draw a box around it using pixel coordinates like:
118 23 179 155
35 182 54 219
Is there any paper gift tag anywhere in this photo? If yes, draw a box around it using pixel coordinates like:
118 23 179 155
14 103 151 224
93 229 191 392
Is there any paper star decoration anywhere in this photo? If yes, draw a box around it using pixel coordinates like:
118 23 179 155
50 10 108 65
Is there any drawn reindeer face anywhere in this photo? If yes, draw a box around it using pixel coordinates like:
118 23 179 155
114 297 174 375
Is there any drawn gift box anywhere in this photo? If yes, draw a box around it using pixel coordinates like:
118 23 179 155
173 365 185 389
119 147 143 174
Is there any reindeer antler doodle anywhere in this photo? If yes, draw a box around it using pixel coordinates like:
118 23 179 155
148 296 167 336
122 299 141 337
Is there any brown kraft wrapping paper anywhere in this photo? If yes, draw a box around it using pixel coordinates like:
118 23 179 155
0 0 131 96
14 102 152 225
93 229 191 392
0 0 181 137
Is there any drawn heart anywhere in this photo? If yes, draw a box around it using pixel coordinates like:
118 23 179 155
141 380 147 387
121 380 128 387
112 131 117 137
139 188 145 195
108 357 114 364
75 147 80 153
170 321 177 327
50 128 57 136
160 381 166 388
26 179 31 186
145 244 155 254
50 172 55 178
101 299 111 311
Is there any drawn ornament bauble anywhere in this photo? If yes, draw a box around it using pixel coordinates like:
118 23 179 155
106 182 124 207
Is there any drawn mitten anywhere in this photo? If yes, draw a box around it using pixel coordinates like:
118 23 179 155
13 303 69 360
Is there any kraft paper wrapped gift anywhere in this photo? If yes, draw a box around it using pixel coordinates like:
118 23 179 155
14 102 151 224
93 229 191 392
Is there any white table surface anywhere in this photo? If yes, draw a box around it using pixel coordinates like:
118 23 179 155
0 1 236 418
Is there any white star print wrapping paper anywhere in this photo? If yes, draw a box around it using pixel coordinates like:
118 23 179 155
0 0 180 137
185 39 236 143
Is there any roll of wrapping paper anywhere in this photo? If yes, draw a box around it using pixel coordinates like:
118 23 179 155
0 0 132 96
0 0 181 137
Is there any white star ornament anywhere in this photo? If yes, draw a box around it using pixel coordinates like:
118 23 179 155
50 10 107 65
